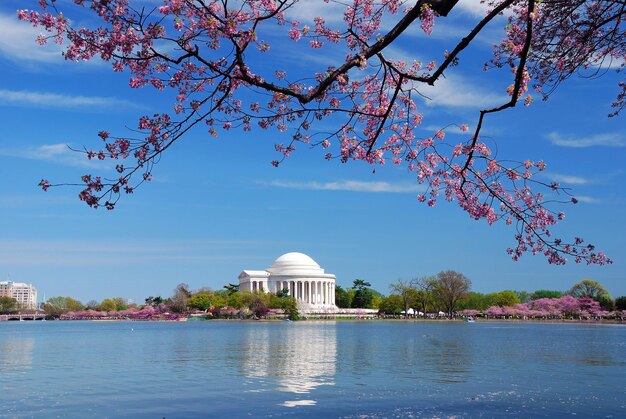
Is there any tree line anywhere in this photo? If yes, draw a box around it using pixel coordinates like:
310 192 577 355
378 276 624 317
12 273 623 320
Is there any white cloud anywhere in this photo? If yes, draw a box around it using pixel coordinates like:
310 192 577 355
454 0 513 18
546 132 626 148
0 143 101 168
573 196 601 204
284 1 346 24
455 0 490 18
546 173 593 186
265 179 425 193
0 89 142 111
419 75 507 108
0 13 64 63
381 45 507 109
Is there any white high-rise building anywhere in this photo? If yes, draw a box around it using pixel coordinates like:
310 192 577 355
0 281 38 310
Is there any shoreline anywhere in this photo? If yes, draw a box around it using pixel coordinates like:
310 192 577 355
12 317 622 325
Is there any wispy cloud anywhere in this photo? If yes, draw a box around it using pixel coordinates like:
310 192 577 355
455 0 490 17
0 194 70 208
573 196 601 204
544 170 622 186
381 46 506 109
546 173 593 186
284 1 346 24
0 89 142 111
419 75 507 108
0 143 101 168
265 179 425 193
0 13 64 63
0 239 281 266
455 0 513 18
546 132 626 148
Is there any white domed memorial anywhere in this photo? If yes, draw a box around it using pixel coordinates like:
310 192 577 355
238 252 337 310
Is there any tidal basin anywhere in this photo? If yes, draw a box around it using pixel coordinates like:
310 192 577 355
1 321 625 418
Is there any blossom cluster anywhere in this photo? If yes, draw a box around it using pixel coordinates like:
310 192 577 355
21 0 616 265
468 295 618 320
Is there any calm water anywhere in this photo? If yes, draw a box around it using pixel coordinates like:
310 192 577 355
1 321 625 418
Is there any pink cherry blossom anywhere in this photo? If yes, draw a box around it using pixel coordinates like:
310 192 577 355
21 0 618 266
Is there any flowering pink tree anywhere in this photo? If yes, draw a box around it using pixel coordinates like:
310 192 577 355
20 0 623 264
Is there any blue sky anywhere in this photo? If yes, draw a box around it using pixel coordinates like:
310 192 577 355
1 0 625 303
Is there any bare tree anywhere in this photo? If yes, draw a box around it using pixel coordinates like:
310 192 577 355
414 276 438 316
389 278 418 317
433 271 471 317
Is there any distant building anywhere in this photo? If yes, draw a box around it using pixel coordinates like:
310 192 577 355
0 281 38 310
238 252 336 311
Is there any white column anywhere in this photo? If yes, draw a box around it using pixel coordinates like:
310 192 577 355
325 282 329 305
319 281 323 304
324 282 328 304
319 282 322 304
315 281 320 304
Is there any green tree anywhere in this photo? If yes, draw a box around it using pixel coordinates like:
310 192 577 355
351 279 374 308
457 292 491 311
378 294 404 315
335 285 353 308
570 279 614 310
226 291 245 309
188 292 214 311
488 290 521 307
267 293 299 319
112 297 127 311
515 291 532 303
43 296 84 318
531 290 563 300
276 288 290 298
223 283 240 295
353 279 371 290
433 271 472 317
144 295 164 307
369 290 383 310
615 296 626 311
569 279 611 301
0 296 18 314
97 299 117 312
276 296 299 320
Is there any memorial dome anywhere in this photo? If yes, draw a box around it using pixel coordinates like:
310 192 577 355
267 252 323 275
238 252 337 310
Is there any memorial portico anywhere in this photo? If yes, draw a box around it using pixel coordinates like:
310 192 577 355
238 252 337 309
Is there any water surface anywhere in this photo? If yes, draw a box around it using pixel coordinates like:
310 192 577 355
1 321 625 418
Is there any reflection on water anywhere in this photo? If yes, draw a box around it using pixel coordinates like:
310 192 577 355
241 322 336 406
0 335 34 373
422 332 473 383
1 321 625 418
